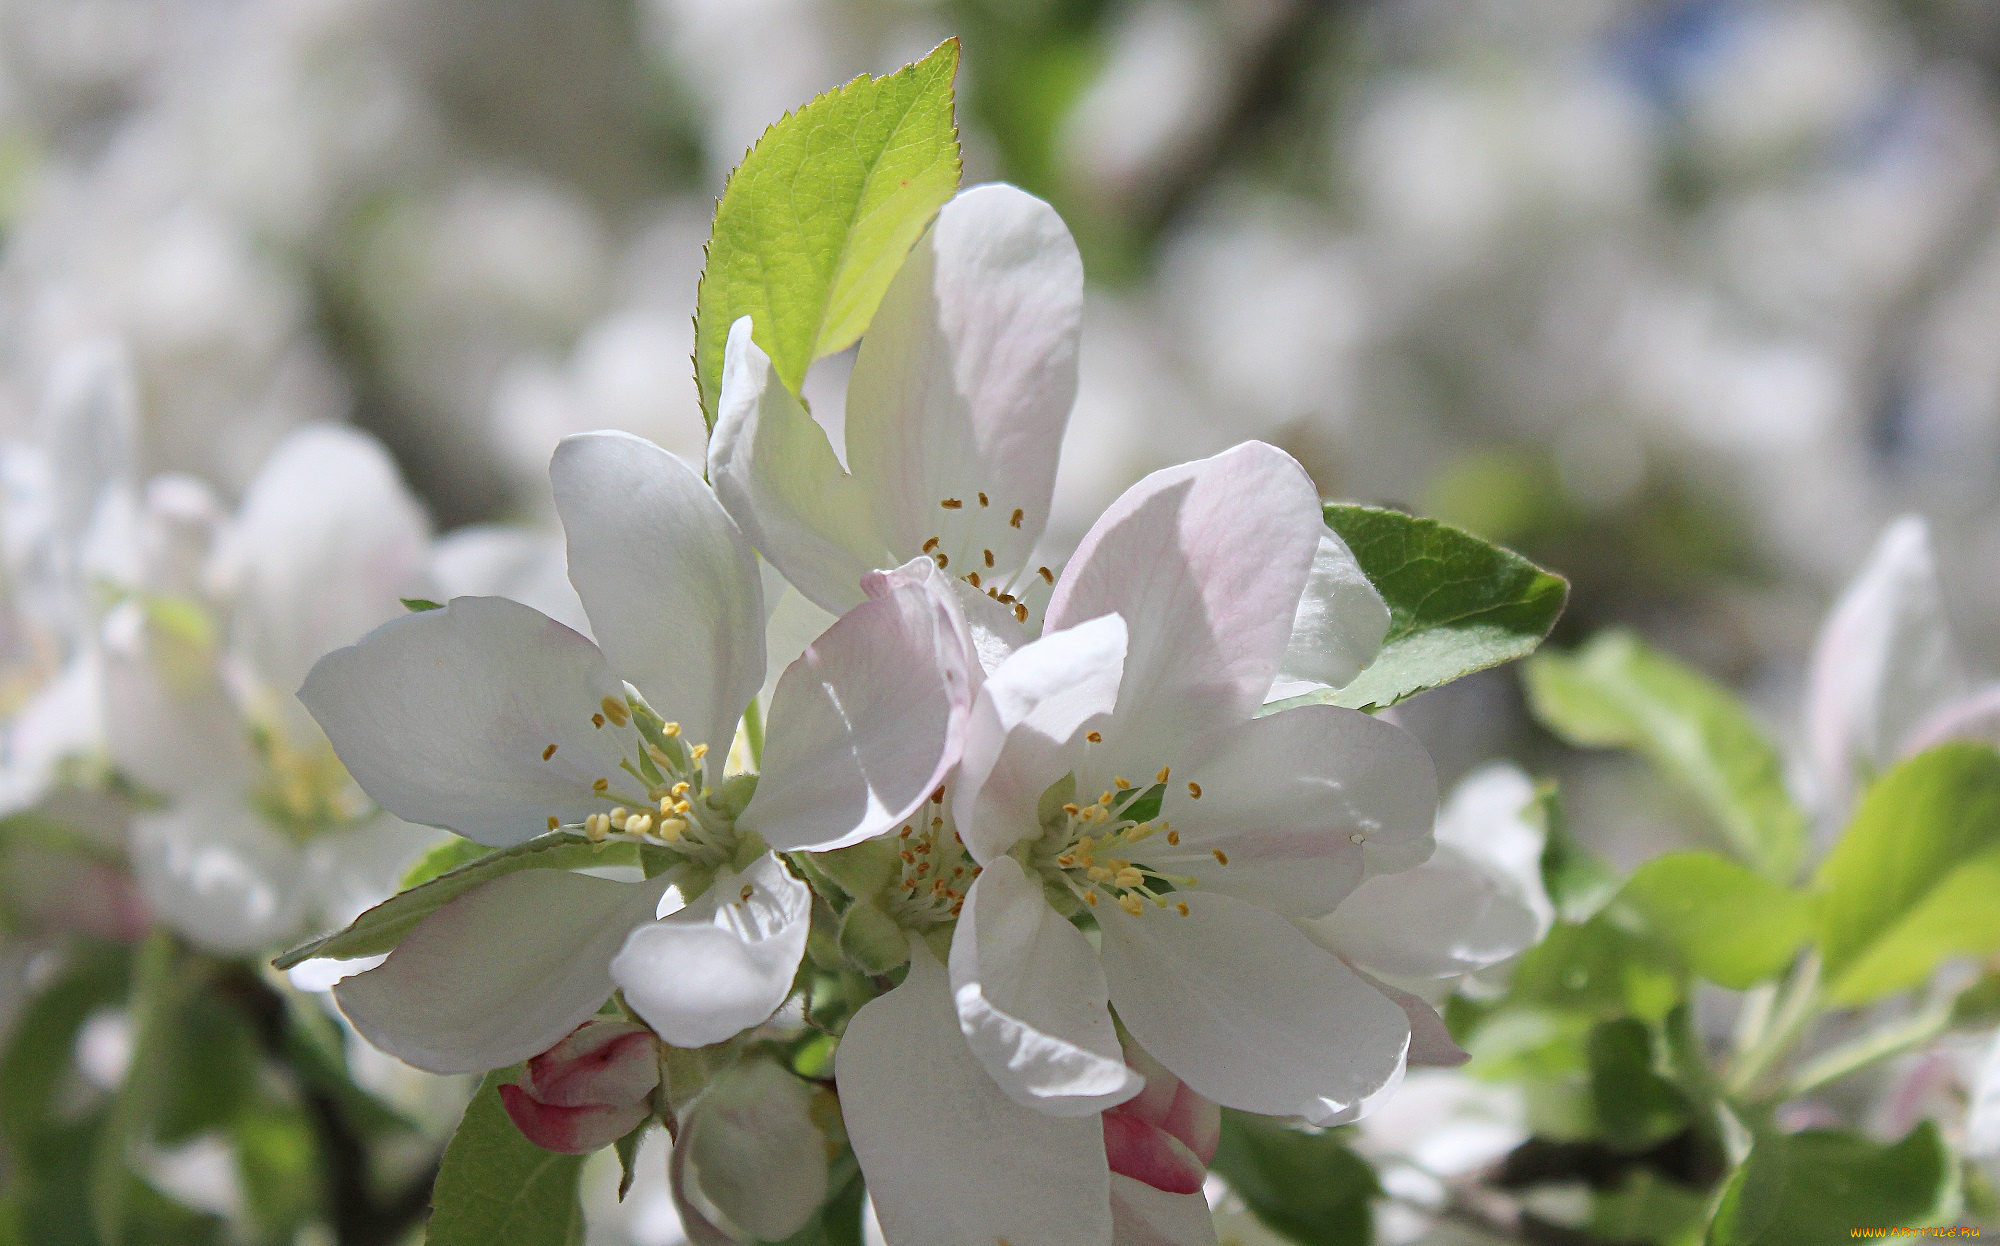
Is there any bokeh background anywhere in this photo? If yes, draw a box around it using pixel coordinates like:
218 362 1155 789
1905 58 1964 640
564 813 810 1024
4 0 1999 1239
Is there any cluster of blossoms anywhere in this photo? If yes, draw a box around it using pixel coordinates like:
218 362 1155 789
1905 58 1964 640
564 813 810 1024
286 182 1553 1242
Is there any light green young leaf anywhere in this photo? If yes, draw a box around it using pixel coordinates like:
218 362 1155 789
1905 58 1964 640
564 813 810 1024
1206 1110 1376 1246
1814 741 2000 1005
692 40 962 424
1617 852 1812 990
1523 630 1807 881
428 1072 586 1246
1316 504 1567 712
271 831 637 970
1707 1122 1954 1245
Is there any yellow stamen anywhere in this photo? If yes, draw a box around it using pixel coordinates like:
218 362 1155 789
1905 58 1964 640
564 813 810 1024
1115 867 1145 888
547 815 559 830
1166 830 1180 846
1038 566 1054 584
1014 604 1028 623
1176 901 1190 916
923 537 940 553
1211 849 1229 866
1118 893 1145 916
1156 766 1170 784
977 492 989 507
1187 781 1202 799
1010 508 1024 528
542 743 558 760
741 885 755 902
983 549 995 568
1114 777 1131 790
627 813 652 835
600 696 630 727
967 571 981 588
592 778 609 792
1083 891 1099 906
662 721 681 737
1088 866 1114 882
658 817 687 840
1085 730 1102 744
941 498 963 510
690 743 709 760
591 713 606 729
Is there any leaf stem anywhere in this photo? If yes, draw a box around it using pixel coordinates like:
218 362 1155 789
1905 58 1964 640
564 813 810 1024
1725 951 1821 1098
1782 1001 1956 1099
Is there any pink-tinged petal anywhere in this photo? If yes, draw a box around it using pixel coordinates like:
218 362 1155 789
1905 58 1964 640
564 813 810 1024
612 853 810 1048
1269 532 1389 701
1110 1174 1219 1246
838 939 1114 1246
709 317 892 614
299 597 632 847
1103 1114 1206 1196
949 858 1142 1115
552 431 764 766
954 613 1127 863
525 1019 659 1108
1120 1044 1221 1165
429 525 590 638
1901 682 2000 758
1097 891 1409 1123
683 1059 829 1242
846 184 1083 582
1348 968 1467 1068
500 1084 650 1155
1806 515 1967 809
333 868 669 1074
1128 705 1437 919
1314 842 1543 979
225 425 431 716
742 559 972 854
1047 443 1324 761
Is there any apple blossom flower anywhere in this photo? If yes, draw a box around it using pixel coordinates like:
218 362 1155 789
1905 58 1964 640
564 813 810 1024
301 430 970 1074
1804 514 1998 817
501 1018 661 1154
99 423 446 954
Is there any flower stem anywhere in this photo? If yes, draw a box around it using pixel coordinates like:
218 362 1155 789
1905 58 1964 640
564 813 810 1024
1782 1001 1956 1099
1724 951 1821 1099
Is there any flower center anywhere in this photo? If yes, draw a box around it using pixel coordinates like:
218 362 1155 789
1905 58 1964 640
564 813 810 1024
884 785 980 928
919 494 1057 627
249 717 372 843
1029 763 1199 919
542 693 737 867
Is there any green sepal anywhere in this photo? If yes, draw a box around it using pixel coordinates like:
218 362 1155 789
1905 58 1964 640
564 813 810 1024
836 900 910 975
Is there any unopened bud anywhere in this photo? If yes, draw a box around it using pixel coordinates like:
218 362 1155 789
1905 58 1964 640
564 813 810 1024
1100 1043 1218 1195
500 1019 659 1154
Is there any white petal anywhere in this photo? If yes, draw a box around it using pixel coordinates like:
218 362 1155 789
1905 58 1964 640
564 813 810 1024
552 431 764 766
949 858 1142 1115
299 597 632 847
709 318 891 614
1348 969 1466 1068
1047 443 1324 762
333 867 668 1074
1130 705 1437 919
1110 1175 1220 1246
742 559 972 853
1313 842 1543 978
1097 891 1409 1122
100 600 252 799
1806 515 1967 808
0 649 113 815
756 582 838 710
612 853 811 1048
1969 1030 2000 1158
132 800 305 955
955 613 1127 863
837 940 1113 1246
225 425 431 713
845 184 1083 581
1268 532 1388 701
429 524 591 637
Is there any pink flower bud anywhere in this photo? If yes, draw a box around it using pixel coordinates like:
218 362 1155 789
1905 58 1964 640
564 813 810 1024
501 1019 659 1154
1101 1044 1219 1196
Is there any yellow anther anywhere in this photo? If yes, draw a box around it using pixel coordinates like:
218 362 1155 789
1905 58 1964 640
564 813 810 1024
1085 730 1102 744
1038 566 1054 583
1014 604 1028 623
610 806 628 822
1010 508 1024 528
977 492 989 507
1088 866 1114 882
1114 777 1131 790
934 552 949 568
628 813 653 835
646 743 673 766
1187 781 1202 799
1115 867 1145 888
658 817 687 840
671 781 690 797
1176 901 1190 917
983 549 995 568
674 800 691 815
1099 792 1114 806
1083 891 1099 906
592 778 609 792
547 815 560 831
600 696 630 727
662 721 681 737
659 797 675 815
1056 854 1076 867
1118 894 1145 916
1156 766 1171 784
1166 830 1181 846
542 743 558 760
1127 822 1156 843
967 571 982 588
690 743 709 760
740 885 755 903
1211 849 1229 866
591 713 606 729
941 498 963 510
584 813 609 841
923 537 940 553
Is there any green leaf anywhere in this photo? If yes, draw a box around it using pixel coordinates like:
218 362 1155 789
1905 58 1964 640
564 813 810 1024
399 835 488 889
692 40 962 425
272 831 635 969
1508 916 1683 1024
614 1123 646 1202
1586 1018 1690 1152
400 597 443 612
1530 780 1621 921
1814 742 2000 1005
1522 630 1808 880
1617 852 1812 990
1206 1111 1375 1245
427 1072 586 1246
1708 1122 1955 1245
1315 504 1567 712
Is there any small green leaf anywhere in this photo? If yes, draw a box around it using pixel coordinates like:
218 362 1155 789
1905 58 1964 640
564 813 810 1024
1530 780 1621 921
614 1123 647 1202
835 900 909 975
693 40 962 424
1206 1111 1375 1246
1617 852 1812 990
1708 1122 1955 1245
1586 1018 1690 1152
427 1072 587 1246
1814 742 2000 1005
400 597 443 612
272 831 637 969
1317 504 1568 712
399 835 487 889
1523 630 1807 880
1508 916 1683 1024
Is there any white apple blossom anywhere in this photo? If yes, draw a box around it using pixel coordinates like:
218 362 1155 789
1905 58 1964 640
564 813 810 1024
301 430 971 1074
838 441 1442 1243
